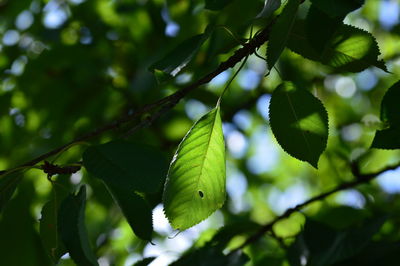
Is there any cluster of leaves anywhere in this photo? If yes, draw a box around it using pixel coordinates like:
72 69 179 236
1 0 400 265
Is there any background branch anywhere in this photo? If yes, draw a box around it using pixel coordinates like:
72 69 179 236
232 161 400 252
0 24 273 176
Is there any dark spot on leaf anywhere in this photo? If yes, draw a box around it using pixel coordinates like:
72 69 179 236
198 191 204 198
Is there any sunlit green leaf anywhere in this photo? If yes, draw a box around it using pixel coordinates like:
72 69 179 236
371 80 400 149
310 0 364 18
267 0 300 69
83 140 167 193
205 0 233 10
288 21 387 73
163 106 226 230
58 186 98 266
105 183 153 240
269 82 329 168
40 185 68 263
150 28 213 80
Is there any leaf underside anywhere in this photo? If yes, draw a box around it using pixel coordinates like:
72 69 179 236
269 82 329 168
163 106 226 230
0 171 23 213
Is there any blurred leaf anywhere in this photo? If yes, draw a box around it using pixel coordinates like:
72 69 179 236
40 184 68 263
253 255 284 266
208 220 259 249
105 183 153 240
372 80 400 149
288 22 387 73
267 0 300 69
0 170 23 213
0 92 11 116
163 106 226 230
313 206 369 230
269 82 329 168
256 0 281 19
83 140 167 193
171 248 248 266
337 241 400 266
132 257 156 266
310 0 364 18
150 28 213 81
58 186 98 266
288 216 386 266
205 0 233 11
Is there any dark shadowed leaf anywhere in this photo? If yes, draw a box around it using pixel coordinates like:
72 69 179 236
371 80 400 149
163 106 226 230
105 183 153 240
205 0 233 10
0 170 23 213
288 216 386 266
132 257 156 266
306 5 342 54
150 28 213 80
267 0 300 69
83 140 167 193
40 185 68 263
269 82 329 168
336 241 400 266
58 186 98 266
310 0 364 18
0 181 51 266
171 248 248 266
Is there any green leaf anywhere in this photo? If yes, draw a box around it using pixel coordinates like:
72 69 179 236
256 0 281 19
306 5 342 54
163 106 226 230
205 0 233 11
371 128 400 149
105 183 153 240
288 21 387 73
58 186 98 266
132 257 156 266
171 247 248 266
0 171 23 213
267 0 300 69
149 28 213 80
83 140 167 193
40 185 68 263
371 80 400 149
310 0 364 18
288 216 386 266
269 82 329 168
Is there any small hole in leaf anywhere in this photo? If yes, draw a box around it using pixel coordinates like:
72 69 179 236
198 191 204 198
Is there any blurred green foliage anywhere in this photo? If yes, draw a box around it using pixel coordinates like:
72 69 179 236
1 0 400 265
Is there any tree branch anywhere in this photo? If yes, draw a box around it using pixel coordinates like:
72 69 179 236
232 161 400 252
0 23 273 176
